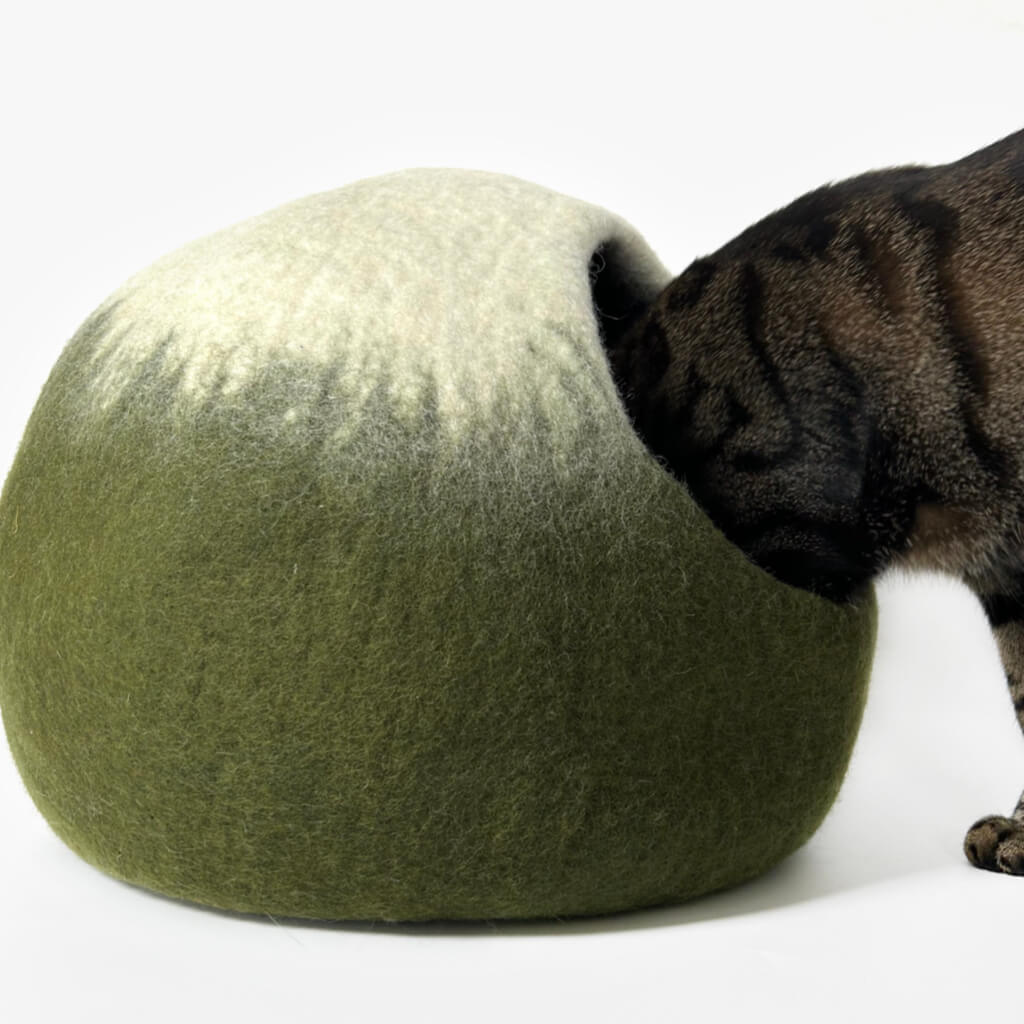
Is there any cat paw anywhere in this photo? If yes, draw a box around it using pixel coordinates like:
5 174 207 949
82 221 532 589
964 815 1024 873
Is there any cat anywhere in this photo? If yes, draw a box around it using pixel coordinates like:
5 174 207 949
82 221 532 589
601 127 1024 875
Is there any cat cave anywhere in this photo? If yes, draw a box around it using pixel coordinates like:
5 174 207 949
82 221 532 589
0 170 876 921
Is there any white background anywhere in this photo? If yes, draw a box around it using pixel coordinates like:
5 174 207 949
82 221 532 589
2 1 1024 1020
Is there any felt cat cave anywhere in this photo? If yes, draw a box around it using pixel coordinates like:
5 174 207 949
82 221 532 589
0 170 876 921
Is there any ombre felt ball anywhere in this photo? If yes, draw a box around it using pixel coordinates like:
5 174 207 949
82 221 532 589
0 171 876 921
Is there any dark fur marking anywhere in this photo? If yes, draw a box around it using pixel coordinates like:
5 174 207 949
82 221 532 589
621 363 705 476
728 512 877 600
897 191 1011 485
735 264 806 468
764 216 837 261
755 548 870 603
805 217 838 256
739 261 765 345
979 563 1024 627
715 390 754 457
793 337 869 465
724 187 842 257
637 364 747 470
849 224 907 316
859 425 922 562
732 511 863 550
635 319 671 385
896 194 959 248
730 448 775 474
738 263 785 399
667 259 718 311
607 318 672 410
964 420 1011 483
771 242 806 263
848 225 875 272
982 593 1024 629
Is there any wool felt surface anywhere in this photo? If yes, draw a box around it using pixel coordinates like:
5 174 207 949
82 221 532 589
0 170 877 921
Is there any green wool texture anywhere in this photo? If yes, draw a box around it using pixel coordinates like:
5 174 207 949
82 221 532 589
0 170 876 921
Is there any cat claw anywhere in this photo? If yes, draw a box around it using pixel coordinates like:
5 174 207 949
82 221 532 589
964 815 1024 874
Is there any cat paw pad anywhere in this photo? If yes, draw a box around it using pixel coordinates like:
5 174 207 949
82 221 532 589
964 815 1024 873
996 835 1024 874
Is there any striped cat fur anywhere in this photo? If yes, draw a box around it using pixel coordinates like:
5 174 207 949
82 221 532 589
604 128 1024 875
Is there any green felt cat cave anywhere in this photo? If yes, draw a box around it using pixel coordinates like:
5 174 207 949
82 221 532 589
0 169 876 921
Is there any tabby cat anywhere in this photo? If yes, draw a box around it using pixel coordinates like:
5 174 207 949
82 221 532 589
602 127 1024 874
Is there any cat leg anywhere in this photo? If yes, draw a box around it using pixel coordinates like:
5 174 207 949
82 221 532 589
964 611 1024 873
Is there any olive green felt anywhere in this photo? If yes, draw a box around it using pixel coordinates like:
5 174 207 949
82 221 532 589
0 171 876 921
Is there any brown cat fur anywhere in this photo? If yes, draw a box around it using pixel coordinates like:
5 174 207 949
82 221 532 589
602 128 1024 874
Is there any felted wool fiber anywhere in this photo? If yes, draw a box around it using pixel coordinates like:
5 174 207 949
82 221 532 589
0 170 876 922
